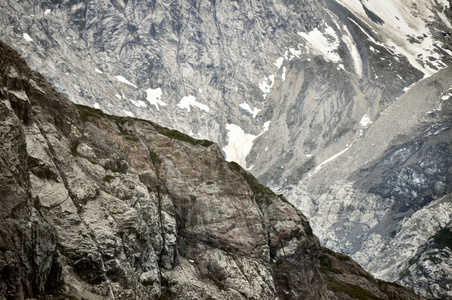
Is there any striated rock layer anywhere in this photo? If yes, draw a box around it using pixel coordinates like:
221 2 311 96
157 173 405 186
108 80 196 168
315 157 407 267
2 0 452 295
0 40 422 299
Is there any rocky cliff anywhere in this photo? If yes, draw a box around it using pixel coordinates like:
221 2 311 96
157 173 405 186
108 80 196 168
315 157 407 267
1 0 452 297
0 40 423 299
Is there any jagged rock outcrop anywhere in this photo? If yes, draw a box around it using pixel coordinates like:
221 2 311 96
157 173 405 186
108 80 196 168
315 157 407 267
0 38 327 299
319 247 422 300
0 40 423 299
0 44 61 299
398 214 452 299
1 2 451 295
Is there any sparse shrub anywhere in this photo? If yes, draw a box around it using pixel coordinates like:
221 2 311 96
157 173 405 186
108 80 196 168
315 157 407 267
103 175 115 183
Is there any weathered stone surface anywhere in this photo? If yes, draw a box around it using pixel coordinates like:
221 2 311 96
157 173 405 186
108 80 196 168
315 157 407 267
0 40 423 299
0 44 60 299
1 0 452 296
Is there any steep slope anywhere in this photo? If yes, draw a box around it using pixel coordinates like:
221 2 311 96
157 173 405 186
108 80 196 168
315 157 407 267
0 39 325 299
398 218 452 299
278 67 452 297
1 0 452 297
0 40 424 299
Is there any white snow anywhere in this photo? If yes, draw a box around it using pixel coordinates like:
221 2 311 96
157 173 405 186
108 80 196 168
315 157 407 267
115 94 122 99
259 75 275 99
115 76 138 88
403 81 417 92
262 121 271 132
222 124 257 168
282 66 287 82
188 259 195 263
23 33 33 42
223 121 271 168
146 88 167 111
298 25 341 63
360 114 372 127
274 57 284 69
338 0 450 75
95 68 103 74
239 102 261 118
177 95 210 112
341 25 363 77
369 46 379 53
44 9 51 15
94 103 100 109
311 146 351 175
123 110 134 117
130 99 147 108
288 48 302 59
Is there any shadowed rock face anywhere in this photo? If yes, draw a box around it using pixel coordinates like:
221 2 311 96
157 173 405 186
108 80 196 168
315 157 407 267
0 41 423 299
2 0 452 296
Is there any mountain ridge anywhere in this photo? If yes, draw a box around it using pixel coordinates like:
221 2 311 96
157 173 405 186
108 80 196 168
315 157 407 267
1 0 452 297
0 39 424 299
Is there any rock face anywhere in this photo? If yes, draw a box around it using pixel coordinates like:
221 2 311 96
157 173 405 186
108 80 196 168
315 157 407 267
398 212 452 299
0 40 423 299
0 44 61 299
319 247 421 300
1 0 452 297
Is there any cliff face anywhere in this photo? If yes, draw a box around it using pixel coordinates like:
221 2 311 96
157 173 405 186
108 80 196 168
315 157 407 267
0 41 422 299
0 39 326 299
1 2 452 295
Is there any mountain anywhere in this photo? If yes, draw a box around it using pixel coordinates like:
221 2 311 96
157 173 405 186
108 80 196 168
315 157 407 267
0 39 424 299
1 0 451 297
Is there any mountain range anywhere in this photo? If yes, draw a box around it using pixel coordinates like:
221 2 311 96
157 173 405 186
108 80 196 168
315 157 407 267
0 38 425 299
0 0 451 298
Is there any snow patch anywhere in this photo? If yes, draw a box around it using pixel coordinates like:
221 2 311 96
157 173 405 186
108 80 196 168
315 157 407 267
177 95 210 112
115 94 122 99
259 75 275 99
222 124 257 168
288 48 302 58
239 102 261 118
360 114 372 127
282 66 287 82
341 25 363 76
130 99 147 108
262 121 271 132
23 33 33 42
442 93 451 101
340 0 449 75
310 146 351 175
223 121 271 168
403 81 417 92
146 88 167 110
123 110 134 117
369 46 379 53
274 57 284 69
94 103 100 109
298 26 341 63
115 76 138 88
95 68 103 74
44 9 51 15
